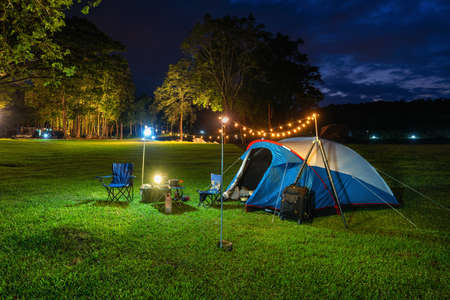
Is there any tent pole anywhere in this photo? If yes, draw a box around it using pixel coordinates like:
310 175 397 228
294 140 316 185
220 120 226 249
141 138 146 185
316 137 348 229
313 114 348 228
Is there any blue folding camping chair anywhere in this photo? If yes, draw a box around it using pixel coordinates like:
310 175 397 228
198 173 222 207
96 163 135 201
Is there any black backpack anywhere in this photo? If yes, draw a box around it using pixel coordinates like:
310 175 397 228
280 185 313 224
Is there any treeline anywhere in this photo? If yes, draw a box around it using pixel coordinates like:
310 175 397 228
1 17 153 138
1 2 158 138
319 99 450 139
1 3 322 139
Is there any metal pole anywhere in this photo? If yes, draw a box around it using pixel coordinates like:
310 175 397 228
294 114 320 185
141 138 146 185
314 115 319 138
317 139 348 228
220 124 224 248
294 140 316 185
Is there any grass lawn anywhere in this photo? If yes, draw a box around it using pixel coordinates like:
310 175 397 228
0 139 449 299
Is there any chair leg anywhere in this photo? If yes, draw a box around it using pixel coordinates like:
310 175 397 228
213 193 221 206
205 195 213 207
131 185 134 201
126 185 133 202
106 187 112 201
110 187 127 201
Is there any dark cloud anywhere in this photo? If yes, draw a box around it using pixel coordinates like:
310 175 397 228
83 0 450 104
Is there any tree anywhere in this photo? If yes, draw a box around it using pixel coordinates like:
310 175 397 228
0 0 101 89
247 32 323 127
24 17 134 138
181 14 268 114
181 14 322 128
154 59 198 140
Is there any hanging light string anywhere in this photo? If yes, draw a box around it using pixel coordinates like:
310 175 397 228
201 113 318 141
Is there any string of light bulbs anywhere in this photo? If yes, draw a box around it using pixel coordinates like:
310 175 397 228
198 113 319 141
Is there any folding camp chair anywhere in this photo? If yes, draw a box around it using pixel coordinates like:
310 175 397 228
96 163 135 202
198 174 222 207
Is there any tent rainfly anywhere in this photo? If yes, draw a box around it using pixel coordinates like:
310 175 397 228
224 137 399 213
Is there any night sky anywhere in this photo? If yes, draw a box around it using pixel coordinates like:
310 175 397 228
84 0 450 105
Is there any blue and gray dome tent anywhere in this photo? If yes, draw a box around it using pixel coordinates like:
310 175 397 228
224 137 399 214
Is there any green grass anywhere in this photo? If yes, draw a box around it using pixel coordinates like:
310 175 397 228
0 139 448 299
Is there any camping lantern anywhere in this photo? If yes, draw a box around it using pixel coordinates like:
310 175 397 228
154 174 163 185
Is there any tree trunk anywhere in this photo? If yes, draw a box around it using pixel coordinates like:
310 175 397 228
76 114 81 138
120 123 123 139
179 112 183 141
62 93 67 138
102 116 106 138
129 121 133 137
97 111 101 137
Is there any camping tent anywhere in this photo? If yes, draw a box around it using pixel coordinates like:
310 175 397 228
224 137 399 213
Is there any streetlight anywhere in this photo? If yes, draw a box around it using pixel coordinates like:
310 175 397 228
141 125 152 185
219 115 229 249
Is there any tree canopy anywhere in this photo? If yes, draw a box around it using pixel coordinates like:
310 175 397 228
179 14 322 128
154 59 198 140
22 17 135 138
0 0 101 89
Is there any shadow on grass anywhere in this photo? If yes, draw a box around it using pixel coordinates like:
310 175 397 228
0 163 25 167
94 200 130 208
208 201 245 210
65 199 96 207
17 226 101 265
391 187 405 205
65 199 130 208
152 201 198 215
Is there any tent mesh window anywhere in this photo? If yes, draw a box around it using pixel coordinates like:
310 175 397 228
239 148 272 190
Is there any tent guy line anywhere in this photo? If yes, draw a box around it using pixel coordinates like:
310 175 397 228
376 169 450 212
353 176 418 228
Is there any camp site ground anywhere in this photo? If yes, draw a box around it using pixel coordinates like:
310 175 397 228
0 139 448 299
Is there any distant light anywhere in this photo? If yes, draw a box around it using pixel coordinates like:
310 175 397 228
221 116 229 124
370 135 378 140
409 134 417 139
43 133 49 138
151 135 156 140
143 126 152 138
154 175 163 184
200 130 205 134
